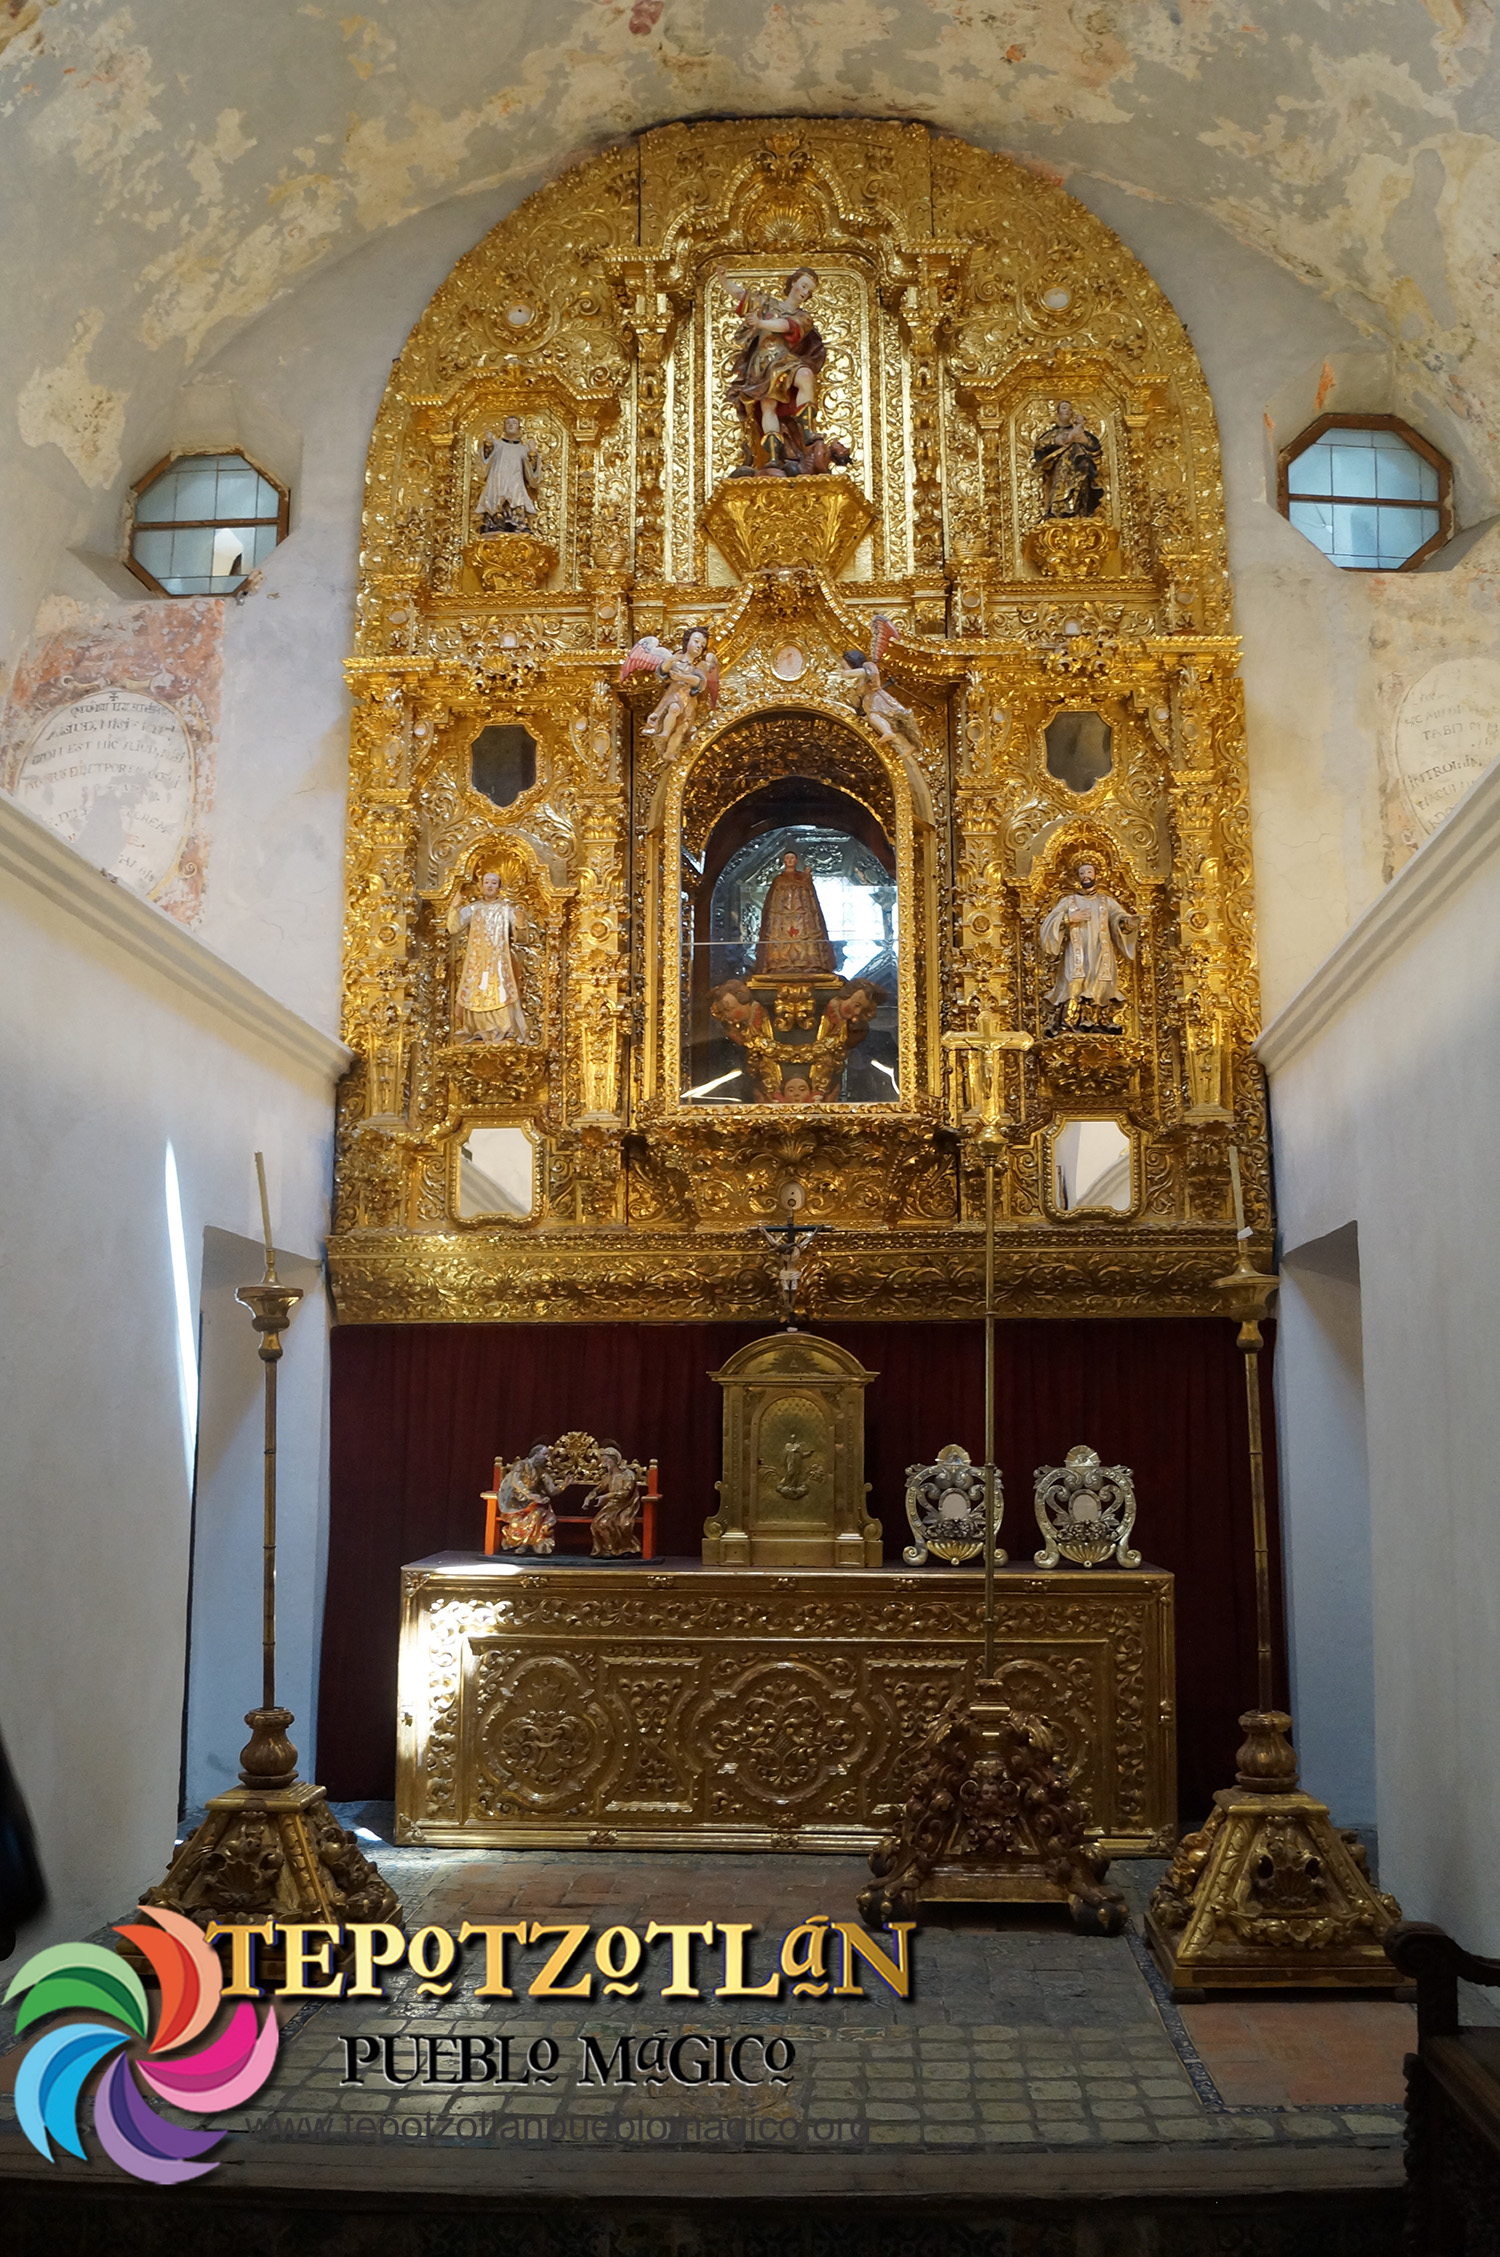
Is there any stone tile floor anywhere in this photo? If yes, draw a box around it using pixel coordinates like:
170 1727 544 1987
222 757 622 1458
0 1806 1413 2173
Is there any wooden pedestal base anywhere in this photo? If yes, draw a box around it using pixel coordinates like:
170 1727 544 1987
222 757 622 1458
1145 1710 1403 1997
125 1707 400 1985
858 1679 1128 1936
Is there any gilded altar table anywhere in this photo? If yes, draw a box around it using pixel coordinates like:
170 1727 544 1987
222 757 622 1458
395 1556 1176 1855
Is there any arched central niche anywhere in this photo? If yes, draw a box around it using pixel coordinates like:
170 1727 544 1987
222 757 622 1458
687 778 900 1104
657 705 934 1117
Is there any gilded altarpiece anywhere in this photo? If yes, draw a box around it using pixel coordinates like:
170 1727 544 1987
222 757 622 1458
333 119 1268 1326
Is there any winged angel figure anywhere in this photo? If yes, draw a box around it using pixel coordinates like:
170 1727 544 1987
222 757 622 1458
842 613 923 760
620 627 721 764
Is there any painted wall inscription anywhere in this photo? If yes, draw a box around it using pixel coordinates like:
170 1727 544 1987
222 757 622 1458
0 599 220 921
13 688 194 899
1395 656 1500 838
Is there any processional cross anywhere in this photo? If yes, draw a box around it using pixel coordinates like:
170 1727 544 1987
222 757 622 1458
942 1019 1035 1672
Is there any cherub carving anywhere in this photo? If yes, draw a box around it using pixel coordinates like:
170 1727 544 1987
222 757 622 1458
621 626 721 763
843 615 923 760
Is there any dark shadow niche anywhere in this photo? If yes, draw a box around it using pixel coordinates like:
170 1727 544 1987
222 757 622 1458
472 724 537 808
1045 711 1113 795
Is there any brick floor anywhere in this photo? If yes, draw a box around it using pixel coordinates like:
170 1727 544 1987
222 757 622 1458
1180 1999 1417 2106
0 1821 1412 2172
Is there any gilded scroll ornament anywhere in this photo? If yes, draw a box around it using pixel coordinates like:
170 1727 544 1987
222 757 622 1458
1034 1445 1141 1569
903 1444 990 1566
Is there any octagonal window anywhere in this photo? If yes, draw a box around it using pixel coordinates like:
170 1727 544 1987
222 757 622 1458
1280 416 1450 572
128 452 288 597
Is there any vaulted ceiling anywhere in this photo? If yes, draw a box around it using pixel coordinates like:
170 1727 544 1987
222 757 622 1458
3 0 1496 499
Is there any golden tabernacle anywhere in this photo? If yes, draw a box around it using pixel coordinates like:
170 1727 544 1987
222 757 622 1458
395 1557 1176 1856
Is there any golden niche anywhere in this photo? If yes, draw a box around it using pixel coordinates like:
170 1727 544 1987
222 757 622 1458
706 1332 880 1569
333 117 1269 1326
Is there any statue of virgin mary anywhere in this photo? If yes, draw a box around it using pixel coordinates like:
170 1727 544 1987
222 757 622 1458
754 852 837 976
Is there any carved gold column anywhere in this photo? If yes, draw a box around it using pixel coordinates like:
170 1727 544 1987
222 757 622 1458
602 254 687 594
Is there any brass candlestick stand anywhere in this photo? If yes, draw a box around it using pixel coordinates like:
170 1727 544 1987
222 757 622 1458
130 1157 399 1980
862 1031 1126 1937
1145 1149 1401 1995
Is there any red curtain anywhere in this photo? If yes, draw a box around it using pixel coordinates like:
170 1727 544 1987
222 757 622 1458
318 1317 1283 1824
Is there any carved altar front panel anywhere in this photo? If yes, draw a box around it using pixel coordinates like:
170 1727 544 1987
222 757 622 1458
396 1557 1176 1855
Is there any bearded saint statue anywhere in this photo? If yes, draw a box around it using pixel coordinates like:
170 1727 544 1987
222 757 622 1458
754 851 837 976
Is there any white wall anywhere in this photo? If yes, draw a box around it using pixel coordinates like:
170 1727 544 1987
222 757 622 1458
0 795 344 1950
1271 1224 1377 1835
1260 756 1500 1948
185 1230 330 1811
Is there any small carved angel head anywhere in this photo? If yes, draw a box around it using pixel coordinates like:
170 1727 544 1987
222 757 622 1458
680 626 707 658
710 979 754 1026
781 1075 814 1104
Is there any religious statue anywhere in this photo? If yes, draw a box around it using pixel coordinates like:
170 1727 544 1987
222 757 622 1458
843 614 923 759
475 416 541 534
448 870 528 1042
493 1443 557 1555
719 265 852 477
620 627 720 763
1033 400 1105 519
582 1445 645 1557
754 851 837 975
1039 861 1139 1033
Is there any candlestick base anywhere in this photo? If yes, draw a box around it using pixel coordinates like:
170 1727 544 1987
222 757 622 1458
858 1678 1127 1937
1145 1710 1405 1997
122 1708 401 1987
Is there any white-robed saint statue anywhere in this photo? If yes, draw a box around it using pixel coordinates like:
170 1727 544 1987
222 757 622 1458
475 415 540 534
448 870 529 1041
1039 860 1139 1031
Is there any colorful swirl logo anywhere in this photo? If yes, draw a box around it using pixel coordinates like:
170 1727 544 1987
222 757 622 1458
3 1905 278 2184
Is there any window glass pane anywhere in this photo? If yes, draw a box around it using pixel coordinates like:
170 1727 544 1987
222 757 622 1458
1373 445 1423 502
1288 442 1334 497
131 528 175 579
252 472 281 518
169 526 218 581
214 465 262 517
1330 445 1378 498
1416 457 1439 503
167 464 220 521
1288 499 1335 554
1334 504 1379 558
246 520 281 567
1373 506 1439 567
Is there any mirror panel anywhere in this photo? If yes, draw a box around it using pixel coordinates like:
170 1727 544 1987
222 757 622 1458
455 1125 537 1219
1052 1118 1132 1213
